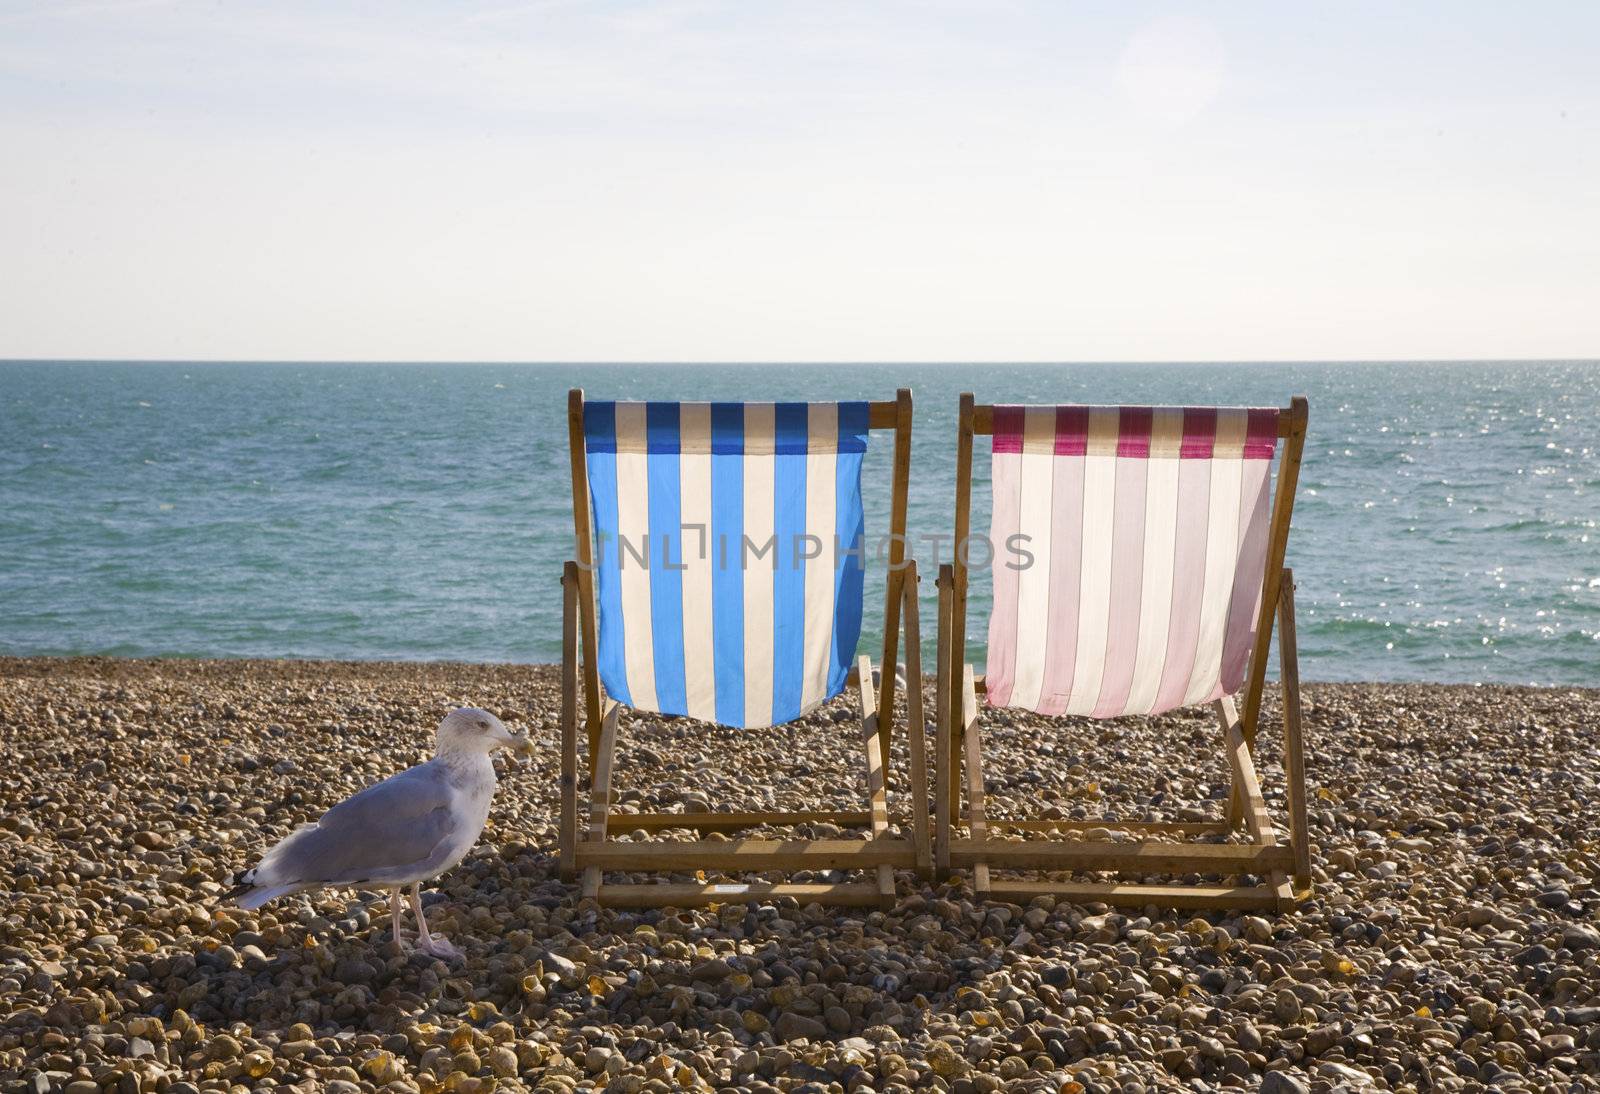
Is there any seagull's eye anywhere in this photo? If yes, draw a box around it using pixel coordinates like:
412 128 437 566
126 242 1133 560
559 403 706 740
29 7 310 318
476 719 490 730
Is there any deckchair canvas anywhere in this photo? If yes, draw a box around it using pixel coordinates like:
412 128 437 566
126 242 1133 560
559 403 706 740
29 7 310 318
936 394 1311 912
562 389 930 908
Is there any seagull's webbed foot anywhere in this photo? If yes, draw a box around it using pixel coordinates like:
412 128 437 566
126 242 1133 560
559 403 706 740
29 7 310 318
407 882 465 962
417 934 464 961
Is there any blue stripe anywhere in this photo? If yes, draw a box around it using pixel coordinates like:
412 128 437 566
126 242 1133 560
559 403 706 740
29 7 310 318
830 402 869 696
709 403 745 726
582 401 632 707
645 403 687 716
771 402 809 723
773 402 812 454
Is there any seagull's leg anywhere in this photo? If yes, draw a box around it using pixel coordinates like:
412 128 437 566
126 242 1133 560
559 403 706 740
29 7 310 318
409 883 463 961
390 887 409 950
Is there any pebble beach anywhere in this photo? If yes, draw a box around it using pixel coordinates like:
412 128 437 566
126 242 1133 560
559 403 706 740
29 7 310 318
2 656 1597 1094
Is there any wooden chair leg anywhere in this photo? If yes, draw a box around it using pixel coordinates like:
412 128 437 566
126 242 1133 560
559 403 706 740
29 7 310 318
934 565 954 879
1277 568 1312 893
1220 702 1294 911
1215 697 1245 831
960 665 991 898
899 563 932 878
580 702 621 902
856 655 896 906
559 563 579 882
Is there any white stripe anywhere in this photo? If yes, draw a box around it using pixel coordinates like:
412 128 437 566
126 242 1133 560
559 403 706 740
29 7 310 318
1182 415 1248 704
801 404 839 710
1064 409 1120 714
742 403 776 728
1211 408 1251 458
985 445 1023 699
678 403 717 721
613 402 658 713
1123 408 1184 716
1007 407 1057 711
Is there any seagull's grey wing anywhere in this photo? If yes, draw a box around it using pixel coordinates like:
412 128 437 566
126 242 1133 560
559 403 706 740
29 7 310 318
252 763 459 887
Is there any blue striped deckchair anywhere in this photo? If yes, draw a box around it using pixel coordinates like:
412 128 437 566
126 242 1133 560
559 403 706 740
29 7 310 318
561 389 929 908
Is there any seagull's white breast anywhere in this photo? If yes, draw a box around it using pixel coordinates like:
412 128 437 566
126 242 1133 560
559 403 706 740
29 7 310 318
434 753 497 873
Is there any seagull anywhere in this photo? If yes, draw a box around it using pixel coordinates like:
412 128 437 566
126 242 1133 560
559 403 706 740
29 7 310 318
229 707 534 960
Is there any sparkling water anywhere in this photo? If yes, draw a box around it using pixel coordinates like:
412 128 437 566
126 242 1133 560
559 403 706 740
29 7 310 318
2 360 1595 685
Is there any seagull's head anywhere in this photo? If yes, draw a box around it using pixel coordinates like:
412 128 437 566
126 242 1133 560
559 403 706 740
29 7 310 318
436 707 534 761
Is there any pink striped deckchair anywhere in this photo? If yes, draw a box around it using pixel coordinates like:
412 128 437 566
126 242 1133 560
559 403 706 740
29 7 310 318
935 393 1311 912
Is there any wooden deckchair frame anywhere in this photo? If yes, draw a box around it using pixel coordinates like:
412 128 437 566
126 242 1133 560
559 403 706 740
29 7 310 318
561 388 929 908
936 394 1311 912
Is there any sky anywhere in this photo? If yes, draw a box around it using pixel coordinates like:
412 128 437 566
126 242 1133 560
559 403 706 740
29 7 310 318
1 1 1597 362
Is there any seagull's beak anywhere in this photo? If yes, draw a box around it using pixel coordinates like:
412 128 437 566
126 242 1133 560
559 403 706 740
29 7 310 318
499 730 535 765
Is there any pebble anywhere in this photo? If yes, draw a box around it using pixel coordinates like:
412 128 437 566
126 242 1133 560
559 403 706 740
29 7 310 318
776 1012 830 1041
488 1045 520 1077
1 660 1597 1091
1562 924 1599 950
1259 1072 1310 1094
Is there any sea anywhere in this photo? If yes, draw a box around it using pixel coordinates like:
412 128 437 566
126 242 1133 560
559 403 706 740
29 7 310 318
2 361 1596 686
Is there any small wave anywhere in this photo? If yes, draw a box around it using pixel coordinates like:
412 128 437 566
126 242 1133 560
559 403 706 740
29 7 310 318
1478 518 1556 534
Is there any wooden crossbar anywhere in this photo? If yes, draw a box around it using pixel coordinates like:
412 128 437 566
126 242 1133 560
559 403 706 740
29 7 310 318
576 838 918 871
966 403 1299 437
984 880 1283 911
947 839 1296 872
593 881 886 908
610 810 877 832
983 819 1230 836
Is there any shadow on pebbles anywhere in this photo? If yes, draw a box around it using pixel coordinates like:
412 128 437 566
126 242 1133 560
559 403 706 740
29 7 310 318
1 657 1597 1093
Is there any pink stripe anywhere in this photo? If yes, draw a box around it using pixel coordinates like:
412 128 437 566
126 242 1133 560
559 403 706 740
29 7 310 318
991 406 1025 453
1090 453 1149 716
1032 454 1087 715
1117 407 1152 457
1215 458 1274 695
1243 408 1279 459
1150 458 1212 712
1054 406 1089 456
1180 407 1218 459
984 445 1023 707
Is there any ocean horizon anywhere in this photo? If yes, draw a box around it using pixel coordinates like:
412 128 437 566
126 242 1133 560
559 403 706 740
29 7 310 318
3 359 1596 686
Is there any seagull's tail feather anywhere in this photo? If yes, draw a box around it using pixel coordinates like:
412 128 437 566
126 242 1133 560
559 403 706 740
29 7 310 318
233 880 307 910
228 822 324 908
